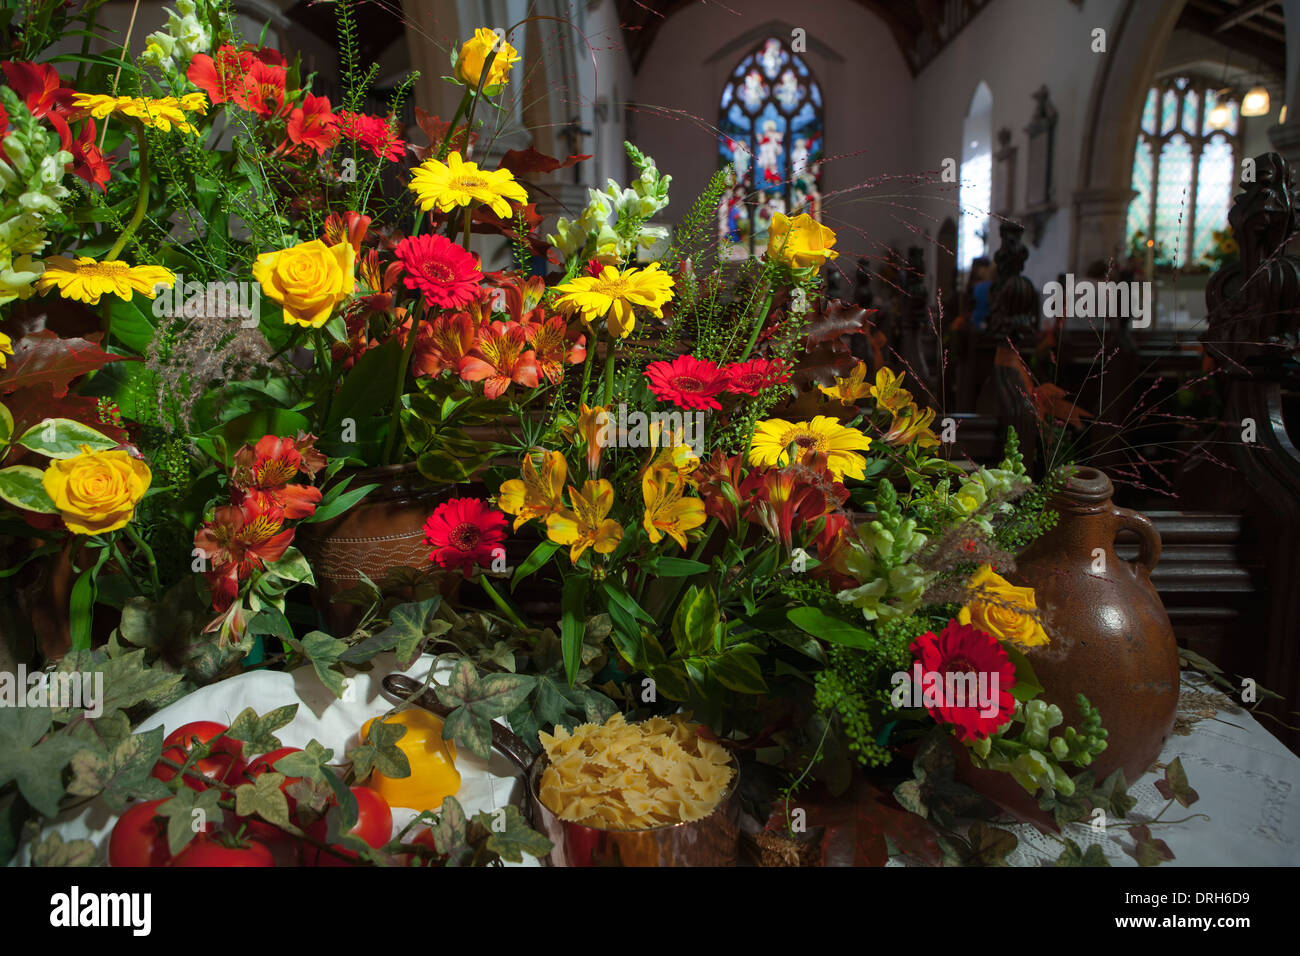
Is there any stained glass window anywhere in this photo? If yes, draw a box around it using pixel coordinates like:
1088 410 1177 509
1127 75 1240 268
718 37 825 259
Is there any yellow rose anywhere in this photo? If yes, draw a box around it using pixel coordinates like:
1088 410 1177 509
456 28 520 90
957 564 1050 648
252 239 355 328
768 212 838 269
42 447 152 535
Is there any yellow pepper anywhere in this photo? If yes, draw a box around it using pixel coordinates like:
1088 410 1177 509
361 709 461 811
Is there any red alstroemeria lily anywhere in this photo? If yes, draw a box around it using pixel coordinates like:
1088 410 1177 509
231 434 323 519
193 499 295 611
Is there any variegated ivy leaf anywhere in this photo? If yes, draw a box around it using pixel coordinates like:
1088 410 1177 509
30 831 97 867
65 727 169 810
348 717 409 781
157 788 222 856
225 704 298 758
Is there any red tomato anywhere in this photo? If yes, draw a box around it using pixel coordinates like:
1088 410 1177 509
108 799 174 867
305 786 393 866
151 721 246 791
401 827 445 867
238 746 304 845
170 834 274 867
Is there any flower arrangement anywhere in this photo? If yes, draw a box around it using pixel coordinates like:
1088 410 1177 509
0 2 1157 869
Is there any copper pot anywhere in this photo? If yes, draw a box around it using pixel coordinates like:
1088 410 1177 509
382 674 742 866
296 462 457 634
1009 466 1180 784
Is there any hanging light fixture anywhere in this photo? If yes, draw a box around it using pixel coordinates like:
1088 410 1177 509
1206 89 1234 130
1241 85 1271 116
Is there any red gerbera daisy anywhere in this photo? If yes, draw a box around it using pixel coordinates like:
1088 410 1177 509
423 497 508 578
337 110 406 161
724 357 790 396
908 620 1017 741
394 234 482 309
644 354 729 411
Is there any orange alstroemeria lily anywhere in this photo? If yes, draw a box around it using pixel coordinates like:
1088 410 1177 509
458 320 540 398
546 479 623 563
642 466 707 550
881 402 940 448
573 403 609 476
498 450 567 530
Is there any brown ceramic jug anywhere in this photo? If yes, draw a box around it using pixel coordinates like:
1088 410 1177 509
1009 466 1180 785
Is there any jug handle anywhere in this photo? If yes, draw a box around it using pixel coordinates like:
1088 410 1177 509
1112 505 1161 577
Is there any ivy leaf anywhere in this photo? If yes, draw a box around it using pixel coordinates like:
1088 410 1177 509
67 711 132 753
1093 768 1137 819
533 677 570 727
1127 824 1176 867
1037 771 1095 827
892 729 993 828
434 660 534 760
431 795 472 866
65 727 168 810
373 597 443 668
0 707 82 817
225 704 298 758
233 773 299 834
348 717 409 781
1152 757 1199 808
59 648 183 719
472 805 553 863
1056 838 1111 867
964 821 1018 866
157 788 222 856
273 739 335 782
288 631 348 698
30 831 97 867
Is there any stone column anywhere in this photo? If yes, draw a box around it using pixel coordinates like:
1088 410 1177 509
1071 185 1136 271
1267 0 1300 168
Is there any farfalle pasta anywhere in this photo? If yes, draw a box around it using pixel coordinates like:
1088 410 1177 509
537 714 734 830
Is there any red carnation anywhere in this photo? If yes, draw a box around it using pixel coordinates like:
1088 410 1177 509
337 110 405 161
724 357 790 396
644 354 729 411
287 93 338 154
423 498 507 578
908 620 1017 741
394 234 482 309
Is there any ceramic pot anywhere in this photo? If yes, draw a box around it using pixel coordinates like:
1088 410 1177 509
1009 466 1180 785
296 462 457 634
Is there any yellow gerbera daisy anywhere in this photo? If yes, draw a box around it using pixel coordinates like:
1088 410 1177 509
642 466 706 550
71 92 207 134
553 263 675 338
408 151 528 219
498 450 567 531
819 360 872 403
748 415 873 482
545 479 624 564
870 367 913 414
35 256 175 305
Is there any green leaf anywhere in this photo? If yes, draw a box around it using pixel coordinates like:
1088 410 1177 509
442 704 492 762
601 578 655 623
1153 757 1199 808
707 649 767 694
29 831 96 867
0 465 58 513
274 739 335 782
671 585 719 657
431 795 471 865
511 539 560 593
225 704 299 758
301 481 379 524
373 597 442 668
1128 824 1175 867
157 788 222 856
288 630 349 698
16 418 118 458
651 557 710 577
1056 838 1110 867
327 338 403 431
469 673 536 719
0 707 81 817
787 606 875 649
65 727 168 810
1094 769 1137 818
472 804 553 862
560 575 589 687
52 648 183 719
349 716 410 780
0 400 13 444
233 773 299 834
261 547 315 587
963 821 1018 866
1003 644 1044 701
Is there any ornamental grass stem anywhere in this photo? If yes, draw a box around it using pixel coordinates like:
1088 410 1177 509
737 282 775 362
478 575 527 631
123 524 160 597
106 119 149 261
381 304 423 465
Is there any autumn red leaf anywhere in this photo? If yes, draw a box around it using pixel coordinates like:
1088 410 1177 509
0 331 125 398
497 147 591 177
